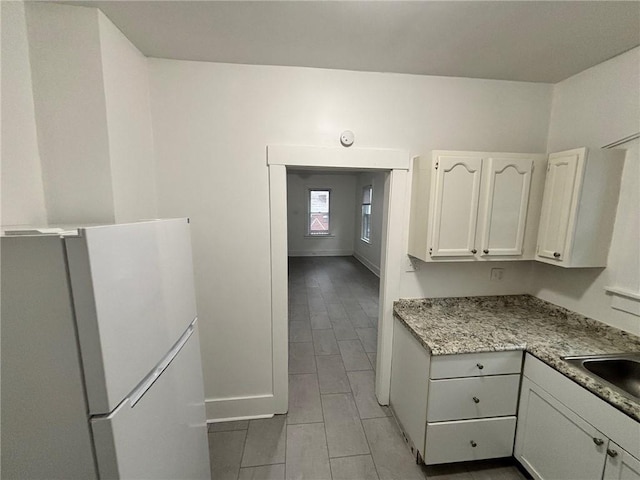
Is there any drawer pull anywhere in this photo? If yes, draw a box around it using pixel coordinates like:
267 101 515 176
472 396 480 404
476 363 484 370
607 448 618 458
593 438 604 446
470 440 477 448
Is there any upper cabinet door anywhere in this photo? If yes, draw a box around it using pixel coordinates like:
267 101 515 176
536 151 580 261
478 158 533 257
430 155 483 257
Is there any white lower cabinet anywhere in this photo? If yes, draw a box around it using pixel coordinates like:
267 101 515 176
604 441 640 480
424 416 517 464
427 375 520 422
389 320 523 465
516 376 609 479
515 354 640 480
424 351 522 465
389 318 430 462
389 327 640 474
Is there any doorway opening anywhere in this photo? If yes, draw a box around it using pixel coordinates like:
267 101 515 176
286 168 386 422
267 145 410 416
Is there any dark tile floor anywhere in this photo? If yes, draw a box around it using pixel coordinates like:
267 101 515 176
208 256 527 480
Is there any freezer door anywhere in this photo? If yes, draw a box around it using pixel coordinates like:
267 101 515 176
65 218 197 414
91 322 210 480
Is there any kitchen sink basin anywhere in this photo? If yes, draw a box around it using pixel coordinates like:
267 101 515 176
563 353 640 401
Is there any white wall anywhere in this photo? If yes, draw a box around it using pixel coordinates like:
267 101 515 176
353 171 386 276
1 3 158 226
1 1 47 226
287 172 356 256
25 2 115 225
532 47 640 334
147 59 553 419
98 12 158 223
546 48 640 152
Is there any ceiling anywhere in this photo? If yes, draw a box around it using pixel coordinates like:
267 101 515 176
61 1 640 83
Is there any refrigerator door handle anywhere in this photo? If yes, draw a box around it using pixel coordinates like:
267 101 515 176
129 324 195 408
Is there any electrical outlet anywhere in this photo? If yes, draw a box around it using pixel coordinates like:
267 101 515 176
405 256 420 272
490 268 504 281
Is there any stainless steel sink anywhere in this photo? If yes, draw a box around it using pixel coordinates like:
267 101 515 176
563 353 640 402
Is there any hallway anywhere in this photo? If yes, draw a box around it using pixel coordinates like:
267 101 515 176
208 256 527 480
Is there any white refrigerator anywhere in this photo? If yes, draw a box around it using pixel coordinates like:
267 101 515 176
1 218 211 479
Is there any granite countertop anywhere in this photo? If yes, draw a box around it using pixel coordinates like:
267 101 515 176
393 295 640 421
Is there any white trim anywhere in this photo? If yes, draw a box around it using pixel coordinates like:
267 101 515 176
605 286 640 300
207 414 273 424
269 144 409 412
375 169 408 404
289 250 353 257
353 251 380 277
268 145 410 170
605 286 640 317
268 165 289 415
602 132 640 149
206 394 278 421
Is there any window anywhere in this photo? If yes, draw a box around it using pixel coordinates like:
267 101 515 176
361 185 372 243
308 189 331 236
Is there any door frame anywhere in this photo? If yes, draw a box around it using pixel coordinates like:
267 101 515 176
267 145 410 412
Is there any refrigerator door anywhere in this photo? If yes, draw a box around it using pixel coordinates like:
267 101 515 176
65 218 197 414
91 322 210 480
1 236 97 480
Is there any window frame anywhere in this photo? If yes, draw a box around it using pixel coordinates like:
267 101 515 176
306 187 332 237
361 184 373 243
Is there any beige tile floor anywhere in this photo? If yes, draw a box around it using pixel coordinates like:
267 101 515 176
208 256 529 480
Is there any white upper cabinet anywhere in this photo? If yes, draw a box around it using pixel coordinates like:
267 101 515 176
536 151 580 261
535 148 625 268
479 157 533 257
430 155 483 257
409 151 546 262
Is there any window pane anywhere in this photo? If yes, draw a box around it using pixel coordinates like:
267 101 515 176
361 186 372 242
362 185 372 204
309 190 330 235
362 205 371 242
310 190 329 213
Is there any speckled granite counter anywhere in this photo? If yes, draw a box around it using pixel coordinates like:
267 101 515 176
393 295 640 421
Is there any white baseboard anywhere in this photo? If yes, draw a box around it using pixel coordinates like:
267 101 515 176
353 251 381 277
207 414 273 424
288 250 353 257
205 394 284 422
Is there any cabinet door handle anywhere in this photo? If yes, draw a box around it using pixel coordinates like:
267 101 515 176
553 252 561 258
606 448 618 458
483 249 489 254
471 249 477 254
593 438 604 446
470 440 477 448
476 363 484 370
472 396 480 404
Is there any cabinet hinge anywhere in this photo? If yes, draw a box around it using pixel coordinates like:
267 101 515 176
536 245 540 254
429 247 433 255
547 164 550 172
434 162 438 170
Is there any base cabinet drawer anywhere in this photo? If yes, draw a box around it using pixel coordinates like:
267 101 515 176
424 416 516 465
427 374 520 422
430 351 523 379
